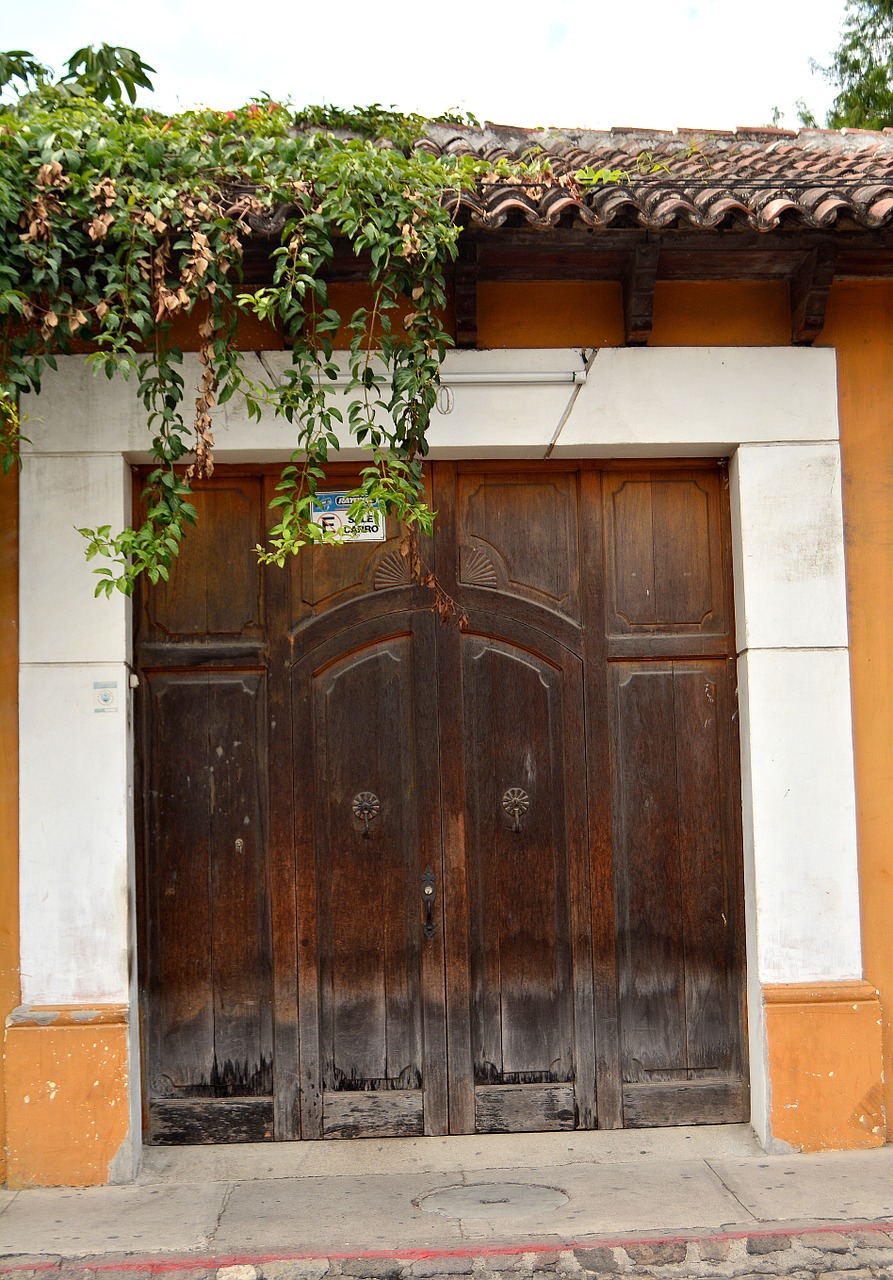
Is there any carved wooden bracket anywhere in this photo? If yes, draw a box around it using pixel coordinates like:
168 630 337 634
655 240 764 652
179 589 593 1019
790 245 836 345
623 244 660 345
454 236 479 349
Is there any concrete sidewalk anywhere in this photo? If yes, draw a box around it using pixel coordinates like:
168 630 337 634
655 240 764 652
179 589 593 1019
1 1127 892 1273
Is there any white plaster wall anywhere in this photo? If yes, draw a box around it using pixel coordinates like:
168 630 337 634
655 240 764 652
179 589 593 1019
731 443 849 652
18 451 133 1005
737 648 861 983
552 348 840 455
19 454 132 665
20 359 149 457
19 345 842 463
729 443 861 984
19 662 132 1003
22 348 589 463
18 346 863 1156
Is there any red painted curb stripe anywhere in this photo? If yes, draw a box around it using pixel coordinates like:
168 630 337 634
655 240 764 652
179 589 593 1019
2 1219 892 1275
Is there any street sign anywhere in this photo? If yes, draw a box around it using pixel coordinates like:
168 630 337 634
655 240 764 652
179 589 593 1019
310 491 386 542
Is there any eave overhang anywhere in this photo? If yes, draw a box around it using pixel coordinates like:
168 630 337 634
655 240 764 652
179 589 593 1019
237 122 893 347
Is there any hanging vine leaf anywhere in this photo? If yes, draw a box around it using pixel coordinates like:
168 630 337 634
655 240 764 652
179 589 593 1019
0 46 625 599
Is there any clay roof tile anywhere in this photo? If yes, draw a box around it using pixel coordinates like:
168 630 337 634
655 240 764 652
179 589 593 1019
417 124 893 232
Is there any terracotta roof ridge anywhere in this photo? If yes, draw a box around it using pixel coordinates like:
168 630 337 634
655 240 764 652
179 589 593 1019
423 121 893 144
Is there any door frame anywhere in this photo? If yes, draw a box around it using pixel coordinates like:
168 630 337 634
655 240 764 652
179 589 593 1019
16 346 860 1170
133 458 747 1141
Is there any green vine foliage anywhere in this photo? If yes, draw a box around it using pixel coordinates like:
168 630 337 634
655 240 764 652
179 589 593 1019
0 49 620 598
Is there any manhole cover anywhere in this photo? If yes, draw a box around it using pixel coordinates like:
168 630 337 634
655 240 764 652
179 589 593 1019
418 1182 568 1219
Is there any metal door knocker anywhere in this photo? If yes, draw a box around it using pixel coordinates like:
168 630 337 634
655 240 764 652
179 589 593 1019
352 791 380 839
502 787 530 833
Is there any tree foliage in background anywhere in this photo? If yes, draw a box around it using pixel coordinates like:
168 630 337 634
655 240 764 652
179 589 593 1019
807 0 893 128
0 45 623 600
0 43 156 103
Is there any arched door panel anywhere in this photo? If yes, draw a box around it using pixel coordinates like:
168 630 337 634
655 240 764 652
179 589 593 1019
291 612 446 1138
442 625 595 1132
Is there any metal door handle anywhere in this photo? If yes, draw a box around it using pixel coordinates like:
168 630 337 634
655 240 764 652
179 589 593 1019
421 867 437 938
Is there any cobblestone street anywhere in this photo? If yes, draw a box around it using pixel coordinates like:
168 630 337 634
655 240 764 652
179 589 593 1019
5 1222 893 1280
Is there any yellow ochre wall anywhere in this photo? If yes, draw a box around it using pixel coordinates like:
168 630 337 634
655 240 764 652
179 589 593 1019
1 278 891 1183
4 1006 130 1187
820 281 893 1146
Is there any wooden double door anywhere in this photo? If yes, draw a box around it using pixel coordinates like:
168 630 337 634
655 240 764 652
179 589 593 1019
137 462 747 1144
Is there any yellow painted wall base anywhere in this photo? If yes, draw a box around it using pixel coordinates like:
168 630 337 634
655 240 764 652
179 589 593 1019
3 1005 130 1187
764 981 886 1152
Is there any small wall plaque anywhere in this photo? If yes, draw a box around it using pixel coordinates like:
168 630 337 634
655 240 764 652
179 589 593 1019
93 680 119 713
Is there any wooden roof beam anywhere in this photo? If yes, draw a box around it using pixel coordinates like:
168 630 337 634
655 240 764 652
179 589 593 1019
790 245 836 345
454 238 479 349
623 244 660 345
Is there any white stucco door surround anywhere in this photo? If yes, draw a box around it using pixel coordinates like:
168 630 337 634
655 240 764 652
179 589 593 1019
18 345 861 1172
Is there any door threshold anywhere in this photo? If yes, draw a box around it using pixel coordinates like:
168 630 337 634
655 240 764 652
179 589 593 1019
138 1123 763 1184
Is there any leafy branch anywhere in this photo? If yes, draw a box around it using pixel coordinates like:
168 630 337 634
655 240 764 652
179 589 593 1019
0 45 622 603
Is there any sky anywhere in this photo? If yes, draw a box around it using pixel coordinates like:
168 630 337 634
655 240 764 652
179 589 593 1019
2 0 849 132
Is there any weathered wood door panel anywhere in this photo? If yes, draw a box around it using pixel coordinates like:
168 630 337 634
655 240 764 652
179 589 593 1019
432 466 597 1133
291 612 447 1138
604 471 731 659
454 627 594 1133
611 661 745 1125
141 670 273 1143
602 468 746 1127
137 461 747 1143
